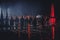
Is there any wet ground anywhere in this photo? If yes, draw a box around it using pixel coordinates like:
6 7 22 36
0 31 52 40
0 31 18 40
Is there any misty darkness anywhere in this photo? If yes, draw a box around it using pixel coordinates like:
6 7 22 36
0 0 52 16
0 0 59 19
0 0 60 40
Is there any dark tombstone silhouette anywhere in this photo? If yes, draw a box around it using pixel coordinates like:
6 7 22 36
15 16 19 27
24 17 29 31
24 17 29 40
20 16 28 40
5 10 10 32
10 16 14 30
10 16 14 26
0 9 18 40
0 9 4 31
20 16 24 31
30 16 40 40
32 16 37 29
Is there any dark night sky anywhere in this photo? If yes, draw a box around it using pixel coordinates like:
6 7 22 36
0 0 52 16
0 0 60 23
0 0 59 21
54 0 60 21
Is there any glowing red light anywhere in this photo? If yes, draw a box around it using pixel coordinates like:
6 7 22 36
49 4 56 40
49 18 56 25
51 4 54 17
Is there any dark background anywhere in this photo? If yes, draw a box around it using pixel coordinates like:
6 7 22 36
0 0 59 19
0 0 60 40
0 0 51 16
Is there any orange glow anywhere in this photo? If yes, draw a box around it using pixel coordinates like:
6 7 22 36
52 26 55 40
18 23 20 40
27 23 31 40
